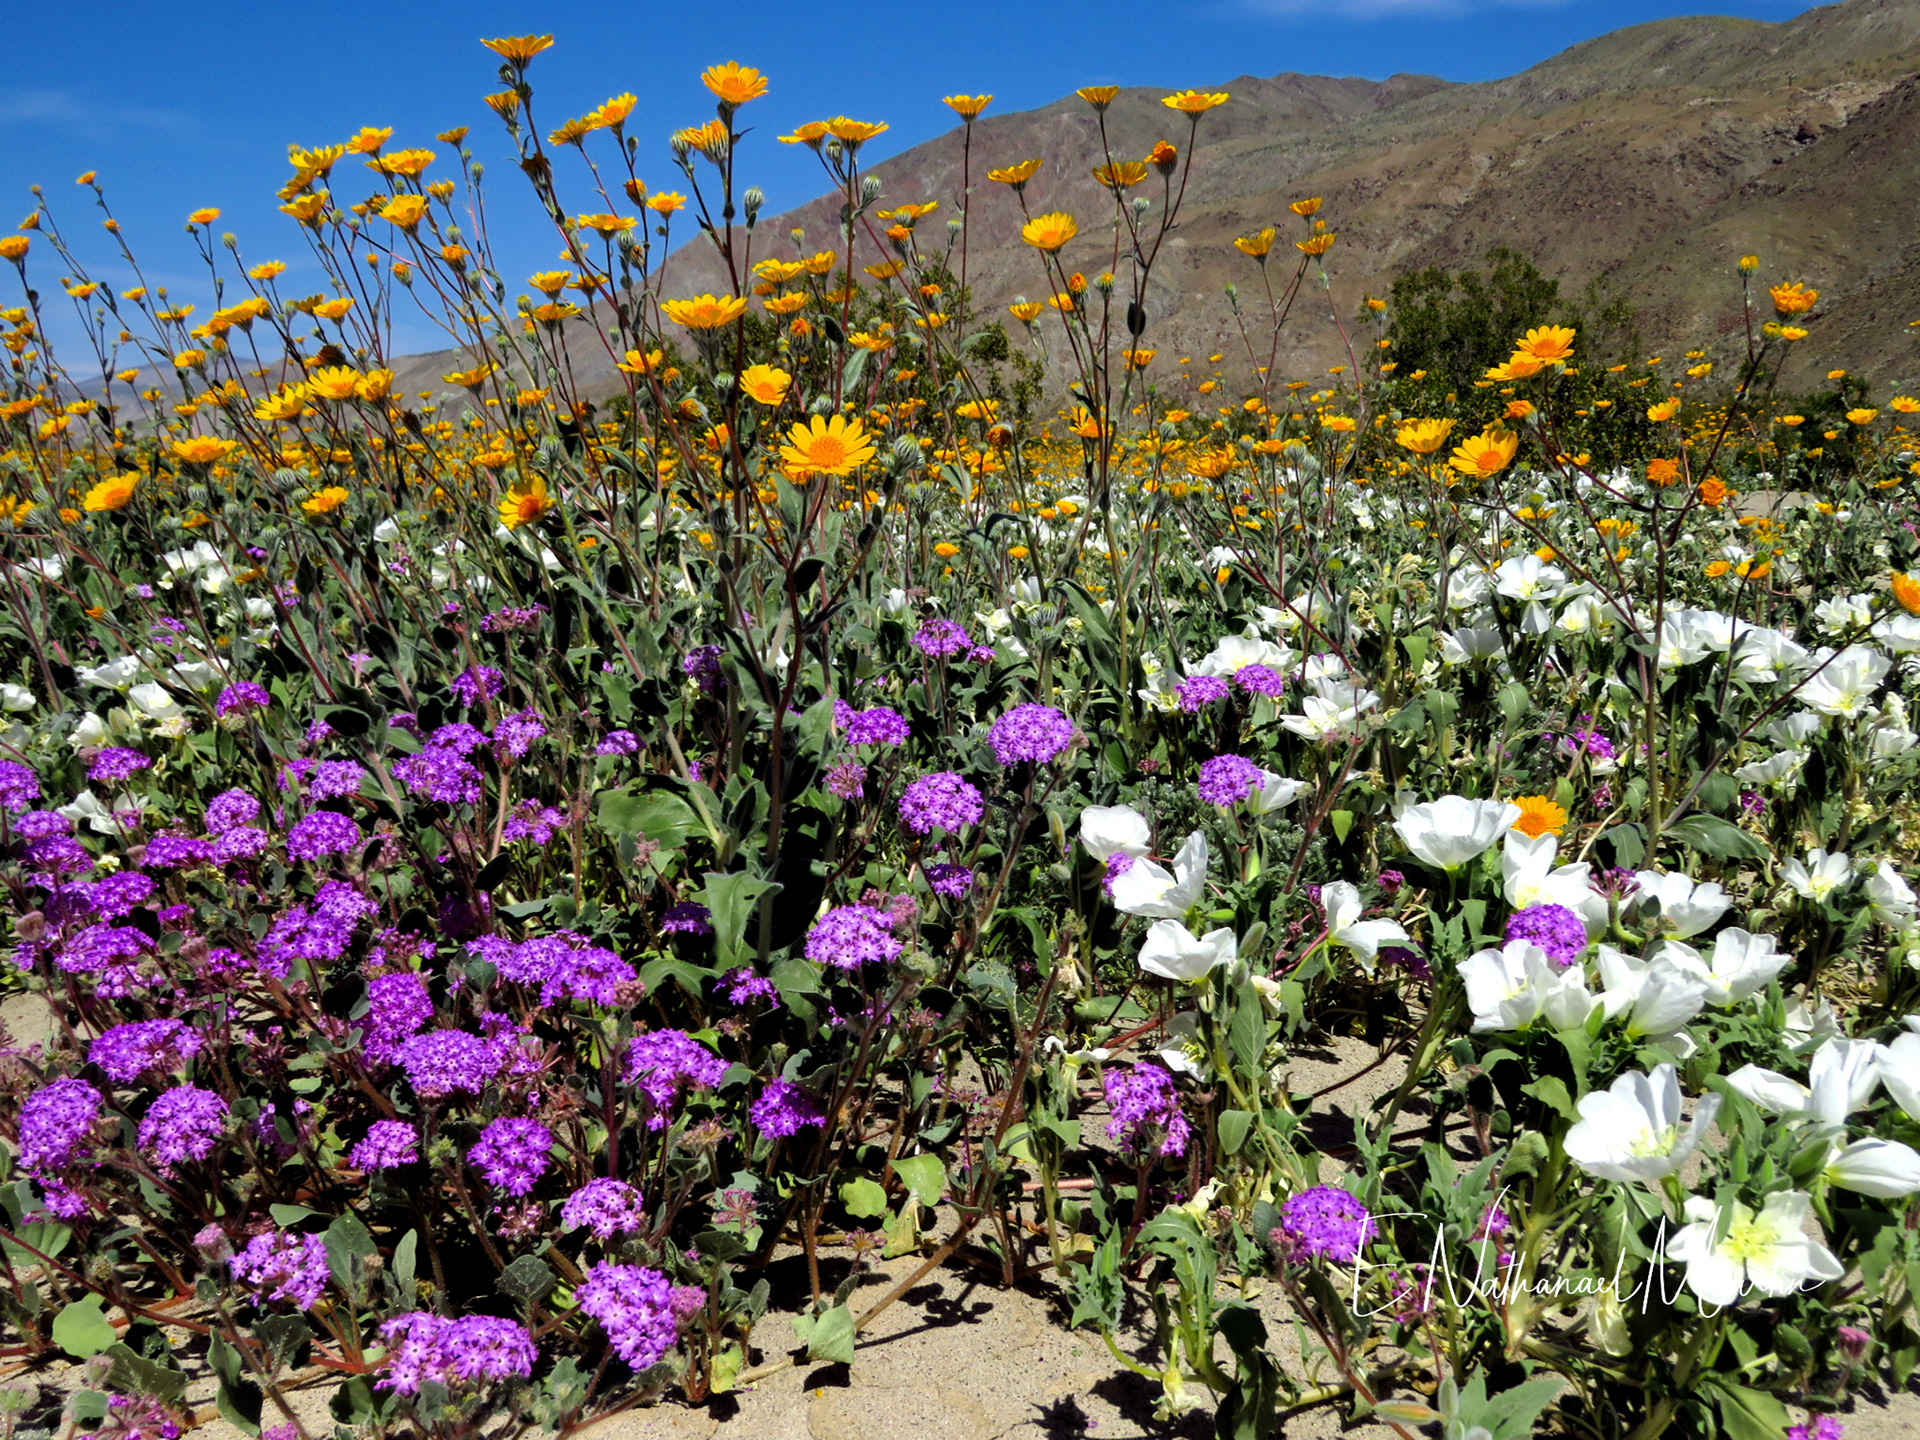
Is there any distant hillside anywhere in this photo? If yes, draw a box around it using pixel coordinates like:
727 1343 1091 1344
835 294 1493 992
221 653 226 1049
389 0 1920 401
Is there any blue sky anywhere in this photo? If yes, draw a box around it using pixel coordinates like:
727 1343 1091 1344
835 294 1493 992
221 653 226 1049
3 0 1810 353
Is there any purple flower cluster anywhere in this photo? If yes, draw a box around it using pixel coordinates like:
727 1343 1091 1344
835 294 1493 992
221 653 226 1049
89 1019 202 1082
1197 754 1265 807
840 704 911 747
468 1117 553 1195
258 881 379 978
393 744 483 806
722 967 778 1005
805 905 906 969
450 665 505 706
137 1085 228 1173
493 709 547 761
502 800 567 844
1103 1064 1190 1160
349 1120 420 1171
1233 664 1287 698
988 704 1075 766
18 1077 103 1175
1788 1416 1845 1440
230 1230 330 1310
1176 674 1230 711
750 1077 825 1138
624 1030 728 1120
577 1262 678 1370
481 603 547 633
911 617 973 658
378 1311 537 1393
561 1178 648 1240
0 762 40 813
898 771 984 835
280 759 367 800
286 810 362 864
661 901 713 935
1558 719 1616 763
1503 903 1589 967
88 747 152 785
205 788 260 832
397 1030 504 1099
1275 1185 1376 1264
683 644 725 691
925 863 974 900
216 681 271 718
363 972 434 1064
476 931 637 1007
826 761 866 799
596 729 641 756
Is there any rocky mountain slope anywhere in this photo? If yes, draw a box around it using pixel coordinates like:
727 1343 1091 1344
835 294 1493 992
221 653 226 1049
395 0 1920 399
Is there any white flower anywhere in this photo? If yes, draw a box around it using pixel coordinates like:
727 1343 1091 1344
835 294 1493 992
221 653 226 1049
1799 645 1892 718
1279 693 1370 744
1439 627 1504 665
0 684 34 712
1192 634 1293 679
1726 1036 1883 1136
1594 946 1709 1046
127 683 185 725
1320 881 1410 973
170 662 222 690
1733 750 1805 788
1565 1064 1721 1183
1080 805 1151 862
1246 773 1308 816
1871 614 1920 654
1781 848 1851 904
1394 796 1521 871
1821 1137 1920 1198
1157 1011 1209 1078
1879 1028 1920 1119
1461 940 1599 1033
372 517 402 543
1814 593 1874 636
68 712 110 751
1502 831 1603 931
1782 989 1841 1055
77 656 143 690
1494 554 1565 602
1658 929 1789 1006
57 788 146 837
1631 870 1730 938
1111 831 1208 918
1138 921 1237 982
1664 1192 1842 1307
160 540 222 576
1864 861 1918 929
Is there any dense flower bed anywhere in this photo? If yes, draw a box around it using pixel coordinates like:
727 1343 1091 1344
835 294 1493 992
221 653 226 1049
1 35 1919 1440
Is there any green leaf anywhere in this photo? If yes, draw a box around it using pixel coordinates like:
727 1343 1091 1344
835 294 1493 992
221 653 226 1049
1328 810 1354 844
1217 1109 1254 1156
805 1303 857 1365
838 1177 889 1219
1666 813 1768 860
890 1153 946 1208
1704 1380 1788 1440
267 1203 323 1227
52 1294 117 1359
391 1229 418 1296
1521 1075 1580 1123
1483 1376 1565 1440
323 1213 377 1295
700 870 781 966
598 787 701 846
497 1254 558 1306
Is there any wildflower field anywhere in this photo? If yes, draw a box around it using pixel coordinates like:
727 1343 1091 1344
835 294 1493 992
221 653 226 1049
5 35 1920 1440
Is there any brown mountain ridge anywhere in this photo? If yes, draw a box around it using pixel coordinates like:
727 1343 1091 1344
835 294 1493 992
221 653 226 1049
392 0 1920 400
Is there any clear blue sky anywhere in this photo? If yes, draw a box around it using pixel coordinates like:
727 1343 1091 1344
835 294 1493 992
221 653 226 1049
3 0 1810 354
